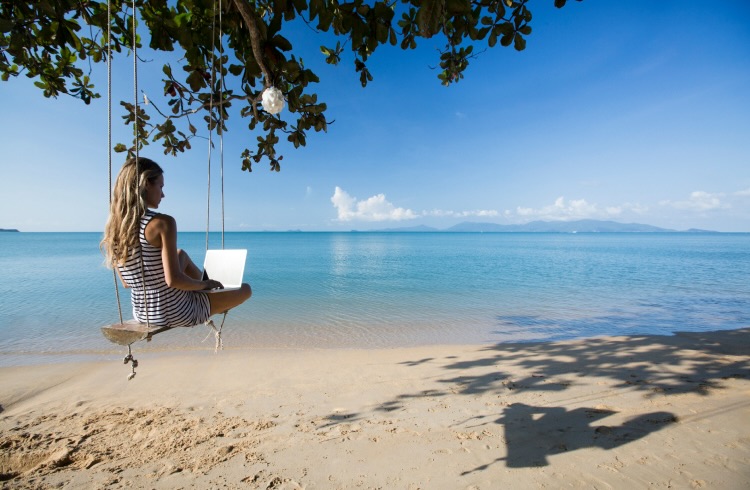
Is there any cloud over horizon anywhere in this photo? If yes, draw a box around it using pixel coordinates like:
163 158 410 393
331 187 501 222
659 191 730 212
330 187 748 230
331 187 418 222
506 197 648 222
424 209 499 218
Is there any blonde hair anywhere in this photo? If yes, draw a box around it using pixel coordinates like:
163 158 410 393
101 157 163 267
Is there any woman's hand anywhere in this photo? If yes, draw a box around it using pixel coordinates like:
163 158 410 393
203 279 224 290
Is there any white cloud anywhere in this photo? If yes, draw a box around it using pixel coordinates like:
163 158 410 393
424 209 499 218
331 187 418 222
605 202 649 216
735 188 750 197
330 189 665 225
506 197 648 222
660 191 729 211
513 197 603 221
330 188 501 222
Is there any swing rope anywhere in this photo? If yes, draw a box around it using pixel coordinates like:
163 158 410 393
207 0 226 251
203 311 228 353
131 0 153 339
203 0 227 351
107 0 138 380
219 0 226 249
205 57 212 252
107 0 124 327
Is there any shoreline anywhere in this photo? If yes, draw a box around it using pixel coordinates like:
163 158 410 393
2 328 749 488
3 324 748 369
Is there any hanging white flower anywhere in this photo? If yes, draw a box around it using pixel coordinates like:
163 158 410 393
261 87 285 115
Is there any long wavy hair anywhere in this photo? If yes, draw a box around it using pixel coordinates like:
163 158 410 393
101 157 163 267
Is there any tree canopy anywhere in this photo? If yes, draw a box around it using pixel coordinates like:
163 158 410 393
1 0 580 171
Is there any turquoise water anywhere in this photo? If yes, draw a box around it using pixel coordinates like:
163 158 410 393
1 232 749 365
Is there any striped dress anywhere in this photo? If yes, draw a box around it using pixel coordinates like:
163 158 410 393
118 210 210 327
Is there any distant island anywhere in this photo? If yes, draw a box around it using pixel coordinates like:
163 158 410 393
0 228 20 232
375 220 718 233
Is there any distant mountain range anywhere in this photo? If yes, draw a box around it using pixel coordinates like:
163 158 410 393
375 220 718 233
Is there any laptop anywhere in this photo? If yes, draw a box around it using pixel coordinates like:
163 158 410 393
200 249 247 292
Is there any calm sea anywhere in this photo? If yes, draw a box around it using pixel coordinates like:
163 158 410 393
1 232 748 366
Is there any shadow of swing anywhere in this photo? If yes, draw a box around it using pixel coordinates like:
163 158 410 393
463 403 677 473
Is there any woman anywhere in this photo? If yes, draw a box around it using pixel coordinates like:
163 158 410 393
101 157 251 327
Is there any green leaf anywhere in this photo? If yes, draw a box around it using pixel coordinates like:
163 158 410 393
0 18 14 33
416 0 443 38
446 0 472 16
500 33 513 47
174 13 192 27
273 34 293 52
498 22 514 35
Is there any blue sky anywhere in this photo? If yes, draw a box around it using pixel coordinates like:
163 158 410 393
1 0 749 232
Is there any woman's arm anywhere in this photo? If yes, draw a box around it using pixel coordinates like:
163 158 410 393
146 214 220 291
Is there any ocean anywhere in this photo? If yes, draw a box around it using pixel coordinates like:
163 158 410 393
1 232 748 366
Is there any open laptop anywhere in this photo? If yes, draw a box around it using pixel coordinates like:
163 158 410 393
200 249 247 292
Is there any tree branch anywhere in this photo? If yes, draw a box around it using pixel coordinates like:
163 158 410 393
230 0 272 88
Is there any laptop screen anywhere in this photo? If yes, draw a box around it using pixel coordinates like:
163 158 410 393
202 249 247 289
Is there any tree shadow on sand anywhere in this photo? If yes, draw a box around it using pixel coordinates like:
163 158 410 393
434 329 750 396
318 327 749 471
463 327 750 397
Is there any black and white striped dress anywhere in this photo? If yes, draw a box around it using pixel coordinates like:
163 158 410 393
118 210 210 327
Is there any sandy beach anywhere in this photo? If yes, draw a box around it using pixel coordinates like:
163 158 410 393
1 328 748 489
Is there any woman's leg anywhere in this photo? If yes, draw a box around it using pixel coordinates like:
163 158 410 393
208 283 252 316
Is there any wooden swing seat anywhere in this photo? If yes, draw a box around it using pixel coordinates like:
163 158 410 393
101 320 171 346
